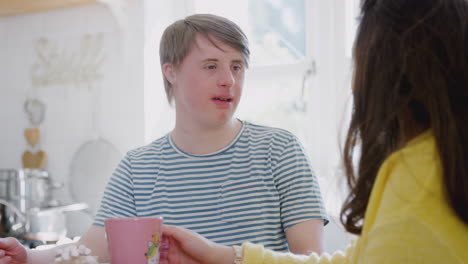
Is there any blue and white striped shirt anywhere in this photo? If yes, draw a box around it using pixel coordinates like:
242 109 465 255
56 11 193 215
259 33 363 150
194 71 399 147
94 121 327 251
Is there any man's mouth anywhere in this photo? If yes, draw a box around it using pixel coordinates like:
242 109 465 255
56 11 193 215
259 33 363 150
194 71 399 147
213 97 233 102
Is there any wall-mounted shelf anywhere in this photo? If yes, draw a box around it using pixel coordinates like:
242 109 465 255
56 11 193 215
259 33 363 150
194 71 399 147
0 0 98 17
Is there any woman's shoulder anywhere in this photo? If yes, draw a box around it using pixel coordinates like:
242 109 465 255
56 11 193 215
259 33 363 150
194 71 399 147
378 131 439 200
365 131 468 262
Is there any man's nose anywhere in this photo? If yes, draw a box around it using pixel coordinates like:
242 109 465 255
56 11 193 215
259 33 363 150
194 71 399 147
217 67 234 88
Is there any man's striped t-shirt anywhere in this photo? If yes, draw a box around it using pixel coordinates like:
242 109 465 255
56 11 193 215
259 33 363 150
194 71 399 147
94 121 327 251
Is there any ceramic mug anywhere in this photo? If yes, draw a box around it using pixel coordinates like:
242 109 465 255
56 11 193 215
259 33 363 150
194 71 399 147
105 217 163 264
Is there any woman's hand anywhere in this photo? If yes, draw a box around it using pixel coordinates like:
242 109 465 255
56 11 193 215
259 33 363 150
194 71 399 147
0 237 28 264
160 225 235 264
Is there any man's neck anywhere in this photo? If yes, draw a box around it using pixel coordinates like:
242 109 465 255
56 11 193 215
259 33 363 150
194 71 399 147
171 118 242 155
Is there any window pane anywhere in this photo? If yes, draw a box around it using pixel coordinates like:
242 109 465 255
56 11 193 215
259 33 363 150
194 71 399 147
192 0 306 66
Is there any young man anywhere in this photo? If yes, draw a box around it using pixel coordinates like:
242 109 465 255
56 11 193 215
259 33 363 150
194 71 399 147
0 14 327 263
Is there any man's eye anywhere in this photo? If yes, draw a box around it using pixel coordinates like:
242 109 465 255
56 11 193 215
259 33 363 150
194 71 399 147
207 65 216 69
233 65 242 71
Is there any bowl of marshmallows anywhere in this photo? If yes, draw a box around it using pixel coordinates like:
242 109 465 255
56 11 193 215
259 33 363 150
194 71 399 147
52 245 101 264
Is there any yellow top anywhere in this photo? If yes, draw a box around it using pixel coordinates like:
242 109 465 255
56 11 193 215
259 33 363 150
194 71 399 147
243 131 468 264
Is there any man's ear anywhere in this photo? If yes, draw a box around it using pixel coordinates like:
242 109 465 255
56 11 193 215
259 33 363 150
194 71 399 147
162 63 176 84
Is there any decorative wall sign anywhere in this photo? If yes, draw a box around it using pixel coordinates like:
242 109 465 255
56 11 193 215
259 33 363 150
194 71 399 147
30 33 105 87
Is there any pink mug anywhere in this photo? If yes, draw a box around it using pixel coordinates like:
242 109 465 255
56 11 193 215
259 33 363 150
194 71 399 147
105 217 163 264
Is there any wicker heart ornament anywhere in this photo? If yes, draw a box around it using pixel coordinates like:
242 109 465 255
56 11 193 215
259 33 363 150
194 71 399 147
22 150 47 169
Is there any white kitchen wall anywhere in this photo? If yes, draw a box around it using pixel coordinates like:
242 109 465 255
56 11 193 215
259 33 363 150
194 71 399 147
143 0 182 143
0 1 146 236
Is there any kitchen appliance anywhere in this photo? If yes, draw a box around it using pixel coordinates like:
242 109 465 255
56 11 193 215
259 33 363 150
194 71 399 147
0 168 87 241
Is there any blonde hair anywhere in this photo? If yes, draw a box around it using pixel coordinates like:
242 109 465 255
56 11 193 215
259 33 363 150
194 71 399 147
159 14 250 104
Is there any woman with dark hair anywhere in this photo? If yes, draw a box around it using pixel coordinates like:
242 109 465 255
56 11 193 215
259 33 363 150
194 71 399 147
157 0 468 263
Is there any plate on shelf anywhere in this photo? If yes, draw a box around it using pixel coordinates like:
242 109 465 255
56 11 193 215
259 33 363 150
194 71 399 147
68 138 121 215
